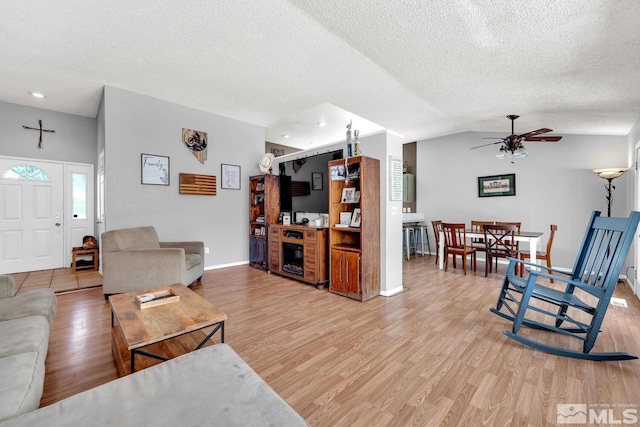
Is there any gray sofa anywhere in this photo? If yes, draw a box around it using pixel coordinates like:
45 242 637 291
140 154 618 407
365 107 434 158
0 275 57 423
101 226 204 296
0 344 308 426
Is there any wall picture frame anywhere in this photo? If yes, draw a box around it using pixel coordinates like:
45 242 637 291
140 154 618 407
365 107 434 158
221 163 241 190
478 173 516 197
141 154 170 186
312 172 323 190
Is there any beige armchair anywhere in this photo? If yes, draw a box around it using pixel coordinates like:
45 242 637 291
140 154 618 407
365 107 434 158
101 226 204 296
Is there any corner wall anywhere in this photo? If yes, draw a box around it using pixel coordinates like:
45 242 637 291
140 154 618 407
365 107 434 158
102 86 266 268
626 116 640 296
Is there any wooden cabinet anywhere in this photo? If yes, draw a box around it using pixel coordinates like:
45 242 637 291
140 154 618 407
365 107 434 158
330 248 360 295
328 156 380 301
268 224 328 288
249 174 280 270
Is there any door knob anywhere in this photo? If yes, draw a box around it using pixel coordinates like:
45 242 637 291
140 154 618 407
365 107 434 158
55 223 61 226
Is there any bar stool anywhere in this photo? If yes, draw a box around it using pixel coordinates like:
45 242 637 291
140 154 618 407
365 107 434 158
413 224 431 256
403 225 416 261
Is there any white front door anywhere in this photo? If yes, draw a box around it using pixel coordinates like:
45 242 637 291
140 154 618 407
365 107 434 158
0 158 64 274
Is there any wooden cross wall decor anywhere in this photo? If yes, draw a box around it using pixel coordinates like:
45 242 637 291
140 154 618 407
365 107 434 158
22 119 55 149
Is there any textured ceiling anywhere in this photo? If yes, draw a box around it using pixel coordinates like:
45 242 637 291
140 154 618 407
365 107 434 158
1 0 639 149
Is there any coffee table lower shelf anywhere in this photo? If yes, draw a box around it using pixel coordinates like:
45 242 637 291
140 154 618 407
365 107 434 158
111 325 218 377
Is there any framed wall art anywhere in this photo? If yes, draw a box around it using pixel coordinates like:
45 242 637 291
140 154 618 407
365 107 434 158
221 163 241 190
312 172 323 190
478 173 516 197
141 154 170 186
182 128 208 164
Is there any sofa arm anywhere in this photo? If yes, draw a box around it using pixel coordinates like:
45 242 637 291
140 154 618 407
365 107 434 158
0 274 16 299
160 241 204 257
102 248 187 294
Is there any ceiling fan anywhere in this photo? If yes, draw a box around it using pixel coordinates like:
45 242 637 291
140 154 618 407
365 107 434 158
471 115 562 162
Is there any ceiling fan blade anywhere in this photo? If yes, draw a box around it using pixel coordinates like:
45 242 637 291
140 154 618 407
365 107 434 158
481 137 505 140
525 136 562 142
470 140 504 150
520 128 552 138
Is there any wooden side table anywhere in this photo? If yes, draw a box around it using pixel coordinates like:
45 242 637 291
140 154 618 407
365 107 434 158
72 247 99 273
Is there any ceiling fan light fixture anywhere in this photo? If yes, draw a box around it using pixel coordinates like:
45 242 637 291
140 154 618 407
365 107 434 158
513 147 528 158
472 115 561 162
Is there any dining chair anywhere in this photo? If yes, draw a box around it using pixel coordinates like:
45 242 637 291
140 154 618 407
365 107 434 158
431 220 442 265
483 224 518 277
441 223 477 275
519 224 557 282
496 221 521 252
495 221 521 231
470 220 494 256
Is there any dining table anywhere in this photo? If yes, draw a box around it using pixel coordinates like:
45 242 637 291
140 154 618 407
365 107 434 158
438 229 544 271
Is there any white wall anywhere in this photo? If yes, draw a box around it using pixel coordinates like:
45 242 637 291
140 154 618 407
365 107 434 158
0 101 97 164
101 87 266 268
416 131 629 269
625 116 640 295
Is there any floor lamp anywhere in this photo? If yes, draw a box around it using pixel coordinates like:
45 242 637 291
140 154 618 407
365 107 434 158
593 168 628 217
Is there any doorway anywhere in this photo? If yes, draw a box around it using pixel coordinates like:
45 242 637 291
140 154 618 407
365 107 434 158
0 156 94 274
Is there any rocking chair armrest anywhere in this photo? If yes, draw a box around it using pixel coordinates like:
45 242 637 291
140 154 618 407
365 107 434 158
507 257 571 276
524 268 605 298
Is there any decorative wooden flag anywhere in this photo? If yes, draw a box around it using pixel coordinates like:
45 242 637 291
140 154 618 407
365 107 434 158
182 128 208 164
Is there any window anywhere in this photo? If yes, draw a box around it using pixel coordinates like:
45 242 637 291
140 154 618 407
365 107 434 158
72 173 87 220
1 165 49 181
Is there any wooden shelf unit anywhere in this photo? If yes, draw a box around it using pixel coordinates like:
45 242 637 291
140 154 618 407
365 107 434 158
268 224 328 288
328 156 380 301
249 174 280 270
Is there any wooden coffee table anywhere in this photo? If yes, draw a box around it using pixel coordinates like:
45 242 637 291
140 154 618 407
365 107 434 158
109 284 227 376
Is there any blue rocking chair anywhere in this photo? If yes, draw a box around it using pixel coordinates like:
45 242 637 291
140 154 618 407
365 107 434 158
490 210 640 361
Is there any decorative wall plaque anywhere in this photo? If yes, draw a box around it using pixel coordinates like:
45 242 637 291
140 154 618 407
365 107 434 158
182 128 208 164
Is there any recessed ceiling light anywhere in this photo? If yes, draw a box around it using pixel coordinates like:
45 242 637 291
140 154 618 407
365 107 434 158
29 92 45 98
317 121 327 127
282 134 290 138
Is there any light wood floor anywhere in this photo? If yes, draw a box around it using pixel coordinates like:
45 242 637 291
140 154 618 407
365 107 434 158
35 256 640 426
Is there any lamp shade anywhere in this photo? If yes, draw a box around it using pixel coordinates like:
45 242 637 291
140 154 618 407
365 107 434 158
593 168 628 180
